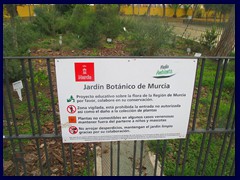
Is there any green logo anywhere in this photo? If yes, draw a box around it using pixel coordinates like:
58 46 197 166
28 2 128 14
67 95 75 102
153 64 175 79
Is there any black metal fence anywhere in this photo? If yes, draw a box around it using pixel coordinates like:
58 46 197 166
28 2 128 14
3 57 235 176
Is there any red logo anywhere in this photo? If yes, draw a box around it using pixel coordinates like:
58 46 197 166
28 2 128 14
75 63 94 82
69 126 78 134
67 105 76 114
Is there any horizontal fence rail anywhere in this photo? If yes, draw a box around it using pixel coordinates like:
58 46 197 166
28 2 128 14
3 56 235 176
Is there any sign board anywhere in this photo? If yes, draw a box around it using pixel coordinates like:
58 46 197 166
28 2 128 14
12 80 23 101
55 58 198 143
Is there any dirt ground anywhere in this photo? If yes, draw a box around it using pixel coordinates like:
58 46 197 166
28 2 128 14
168 21 223 41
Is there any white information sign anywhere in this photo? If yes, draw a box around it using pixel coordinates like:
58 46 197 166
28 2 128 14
55 58 198 143
12 80 23 101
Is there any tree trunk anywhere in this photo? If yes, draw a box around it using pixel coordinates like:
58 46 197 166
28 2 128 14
212 6 235 56
28 4 32 21
206 11 209 23
162 4 166 17
117 4 121 14
223 14 226 23
132 4 134 15
192 4 198 20
219 12 222 23
147 4 151 16
214 11 217 23
138 4 140 15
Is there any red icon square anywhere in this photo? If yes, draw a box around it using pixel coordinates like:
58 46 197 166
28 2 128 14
75 63 94 82
68 116 77 123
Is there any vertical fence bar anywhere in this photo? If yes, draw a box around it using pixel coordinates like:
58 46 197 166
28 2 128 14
192 58 205 130
181 135 190 176
221 132 235 176
117 141 120 176
27 58 44 175
202 59 228 175
221 121 235 176
20 59 35 135
60 141 67 175
110 142 113 176
28 59 42 135
215 91 235 175
93 144 97 176
4 59 27 175
160 140 167 176
46 58 58 135
86 143 90 176
132 140 137 176
195 59 222 175
175 139 183 176
180 59 205 176
34 139 43 175
20 58 38 176
3 95 19 175
154 140 160 176
139 140 144 176
43 140 51 175
69 143 74 176
205 59 222 130
230 158 235 176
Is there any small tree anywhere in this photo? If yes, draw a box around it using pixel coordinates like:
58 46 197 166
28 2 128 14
162 4 166 17
203 4 214 22
55 4 75 15
183 4 191 17
169 4 181 18
95 4 121 39
199 26 219 50
147 4 152 16
191 4 199 20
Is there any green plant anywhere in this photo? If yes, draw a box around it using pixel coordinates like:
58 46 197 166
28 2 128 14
37 91 51 113
70 5 101 48
195 9 203 18
127 18 173 56
199 27 220 50
96 4 121 39
33 70 49 88
33 5 60 36
4 18 42 56
90 48 98 56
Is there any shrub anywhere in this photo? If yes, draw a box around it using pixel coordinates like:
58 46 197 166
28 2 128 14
80 14 101 48
4 18 41 56
199 26 220 50
33 5 60 36
95 4 121 39
3 17 43 81
127 18 173 56
70 4 91 35
70 5 101 48
55 4 75 15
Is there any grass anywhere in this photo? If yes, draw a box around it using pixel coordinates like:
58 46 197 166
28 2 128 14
148 133 234 176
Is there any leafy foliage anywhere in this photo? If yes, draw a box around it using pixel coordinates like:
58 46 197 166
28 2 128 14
125 17 173 56
199 26 220 50
33 5 60 36
70 5 101 48
55 4 75 15
96 4 121 39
